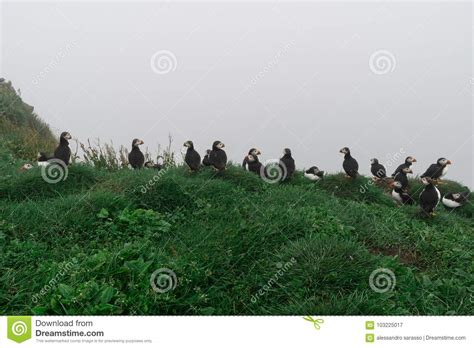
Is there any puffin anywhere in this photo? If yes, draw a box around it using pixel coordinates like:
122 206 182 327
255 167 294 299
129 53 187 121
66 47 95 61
53 131 72 165
419 177 441 217
279 148 295 181
144 161 163 170
304 166 324 181
242 148 261 169
390 181 414 205
37 152 52 167
339 147 358 178
209 141 227 170
19 163 34 172
202 149 212 167
244 154 263 175
392 156 417 177
128 138 145 169
184 140 201 171
393 167 412 190
370 158 387 180
442 192 470 209
421 158 452 181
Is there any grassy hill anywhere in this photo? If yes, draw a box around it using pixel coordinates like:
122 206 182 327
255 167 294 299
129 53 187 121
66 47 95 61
0 79 472 315
0 157 472 315
0 79 56 159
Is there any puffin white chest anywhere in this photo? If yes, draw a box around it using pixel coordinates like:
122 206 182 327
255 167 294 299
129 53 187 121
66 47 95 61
392 190 402 203
304 172 321 181
441 166 449 177
442 197 461 208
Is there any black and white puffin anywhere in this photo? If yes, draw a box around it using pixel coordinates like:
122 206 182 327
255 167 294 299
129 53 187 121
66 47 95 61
209 141 227 170
392 156 417 177
128 138 145 169
53 131 72 165
184 140 201 171
339 147 358 178
242 148 262 172
202 149 212 167
370 158 386 179
390 181 414 205
19 163 34 172
279 148 295 181
245 154 263 175
442 192 470 209
37 152 53 167
304 166 324 181
421 158 452 181
144 161 163 170
393 167 412 190
419 177 441 217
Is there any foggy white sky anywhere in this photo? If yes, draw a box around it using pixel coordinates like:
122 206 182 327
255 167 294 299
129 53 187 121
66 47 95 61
1 1 472 187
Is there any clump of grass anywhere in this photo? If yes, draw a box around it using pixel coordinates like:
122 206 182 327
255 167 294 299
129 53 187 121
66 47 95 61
81 139 128 170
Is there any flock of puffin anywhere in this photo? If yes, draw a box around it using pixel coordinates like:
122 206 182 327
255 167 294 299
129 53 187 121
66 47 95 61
20 132 470 217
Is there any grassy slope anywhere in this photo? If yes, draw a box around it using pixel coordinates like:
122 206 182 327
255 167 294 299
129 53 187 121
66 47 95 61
0 79 56 159
0 158 473 315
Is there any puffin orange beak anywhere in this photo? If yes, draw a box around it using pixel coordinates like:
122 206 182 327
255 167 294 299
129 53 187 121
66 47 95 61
257 149 262 155
447 160 452 165
140 140 144 145
412 158 417 162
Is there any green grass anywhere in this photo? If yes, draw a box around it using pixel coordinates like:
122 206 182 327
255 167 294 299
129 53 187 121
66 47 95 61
0 80 56 159
0 152 473 315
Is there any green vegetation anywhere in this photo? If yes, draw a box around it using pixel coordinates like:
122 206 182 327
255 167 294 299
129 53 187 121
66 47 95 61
0 79 472 315
0 157 472 315
0 79 56 159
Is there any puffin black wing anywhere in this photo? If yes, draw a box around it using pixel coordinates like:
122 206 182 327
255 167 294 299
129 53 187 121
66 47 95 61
343 156 359 178
54 132 72 165
421 164 440 179
371 163 386 178
420 184 440 216
185 149 201 171
391 163 406 177
279 156 295 180
128 139 145 169
128 149 144 169
393 171 408 189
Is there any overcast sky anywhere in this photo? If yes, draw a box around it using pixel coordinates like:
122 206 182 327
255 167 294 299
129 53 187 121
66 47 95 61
1 1 472 187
